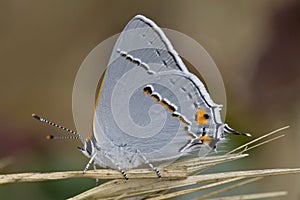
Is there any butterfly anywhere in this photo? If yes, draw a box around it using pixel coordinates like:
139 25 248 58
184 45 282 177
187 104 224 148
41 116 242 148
33 15 250 180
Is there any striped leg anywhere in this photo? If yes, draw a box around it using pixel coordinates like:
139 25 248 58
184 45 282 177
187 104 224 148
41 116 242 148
83 150 128 180
115 163 128 180
83 153 97 174
137 150 161 178
101 151 128 180
93 162 99 186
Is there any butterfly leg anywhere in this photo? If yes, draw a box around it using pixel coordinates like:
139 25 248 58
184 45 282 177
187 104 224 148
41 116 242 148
93 162 100 186
100 150 128 180
137 150 161 178
81 148 128 180
115 163 129 180
83 152 97 174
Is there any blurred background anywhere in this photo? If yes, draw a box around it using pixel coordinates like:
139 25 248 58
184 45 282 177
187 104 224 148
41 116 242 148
0 0 299 199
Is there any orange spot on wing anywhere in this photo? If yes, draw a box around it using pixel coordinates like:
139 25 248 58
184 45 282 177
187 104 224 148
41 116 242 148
160 100 168 107
199 135 212 145
142 86 153 95
143 90 151 95
159 99 176 113
196 109 209 124
167 107 175 113
151 95 160 102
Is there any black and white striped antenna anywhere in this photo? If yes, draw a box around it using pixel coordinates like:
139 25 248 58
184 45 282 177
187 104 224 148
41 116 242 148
32 114 85 142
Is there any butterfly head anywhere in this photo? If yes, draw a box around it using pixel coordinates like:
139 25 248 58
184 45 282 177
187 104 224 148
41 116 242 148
78 136 96 158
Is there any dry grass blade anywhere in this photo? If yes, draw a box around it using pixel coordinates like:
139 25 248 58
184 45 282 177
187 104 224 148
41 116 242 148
170 154 248 167
146 177 244 200
0 168 187 185
240 134 285 153
226 126 289 155
170 154 248 175
195 177 262 200
208 191 288 200
69 168 300 199
0 154 247 185
171 154 247 168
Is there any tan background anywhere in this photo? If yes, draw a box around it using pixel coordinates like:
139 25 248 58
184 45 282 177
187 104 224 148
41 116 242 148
0 0 299 199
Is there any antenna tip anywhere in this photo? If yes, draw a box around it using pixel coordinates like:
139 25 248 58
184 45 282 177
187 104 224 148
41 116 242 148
244 133 252 137
46 135 54 140
32 114 42 121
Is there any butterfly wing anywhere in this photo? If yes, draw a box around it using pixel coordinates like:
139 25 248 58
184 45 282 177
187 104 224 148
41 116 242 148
93 15 226 168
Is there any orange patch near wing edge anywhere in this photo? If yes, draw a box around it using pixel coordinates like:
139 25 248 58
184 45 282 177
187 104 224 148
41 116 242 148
199 135 212 145
151 94 160 102
196 109 209 125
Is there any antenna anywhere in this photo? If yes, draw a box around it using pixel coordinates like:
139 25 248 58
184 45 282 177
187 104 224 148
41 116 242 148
46 134 80 140
32 114 85 142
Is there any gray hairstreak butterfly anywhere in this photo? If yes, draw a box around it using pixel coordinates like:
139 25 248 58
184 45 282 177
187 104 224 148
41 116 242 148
33 15 250 180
